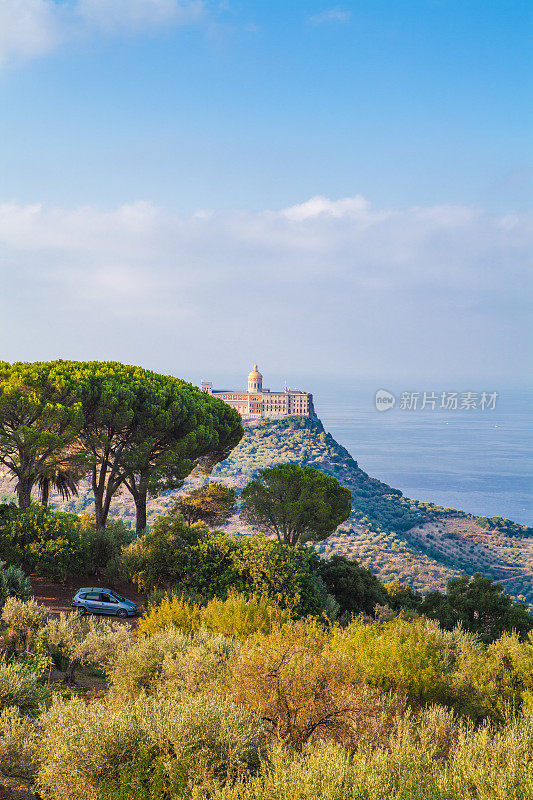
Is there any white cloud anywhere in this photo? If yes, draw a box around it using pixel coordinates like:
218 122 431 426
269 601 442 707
283 195 369 221
0 196 530 380
77 0 204 32
0 0 204 68
0 0 62 67
308 7 351 26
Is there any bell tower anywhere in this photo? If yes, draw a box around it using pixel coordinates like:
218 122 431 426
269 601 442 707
248 364 263 394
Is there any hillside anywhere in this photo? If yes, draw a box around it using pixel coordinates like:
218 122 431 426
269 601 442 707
0 416 531 600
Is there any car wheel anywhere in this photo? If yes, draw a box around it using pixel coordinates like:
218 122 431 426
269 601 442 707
117 609 128 619
77 606 87 616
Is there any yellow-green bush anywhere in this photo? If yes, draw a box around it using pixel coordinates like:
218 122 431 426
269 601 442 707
110 627 238 699
37 692 266 800
453 630 533 722
332 616 533 722
0 705 40 778
0 656 48 713
333 615 469 710
204 709 533 800
446 711 533 798
200 592 289 640
37 696 146 800
137 591 288 640
136 594 202 638
136 604 533 726
133 693 266 783
1 597 50 650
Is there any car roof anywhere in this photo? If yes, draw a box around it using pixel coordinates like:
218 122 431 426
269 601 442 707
76 588 114 593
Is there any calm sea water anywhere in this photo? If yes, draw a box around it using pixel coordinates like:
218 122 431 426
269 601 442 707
312 383 532 526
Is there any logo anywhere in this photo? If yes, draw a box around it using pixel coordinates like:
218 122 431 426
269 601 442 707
375 389 396 412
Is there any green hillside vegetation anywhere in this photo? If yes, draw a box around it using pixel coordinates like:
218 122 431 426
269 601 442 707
212 418 533 602
1 414 531 601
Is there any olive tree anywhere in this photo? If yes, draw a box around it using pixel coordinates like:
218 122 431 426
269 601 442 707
45 612 134 684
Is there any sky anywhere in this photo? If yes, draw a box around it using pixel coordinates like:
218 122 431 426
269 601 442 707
0 0 531 388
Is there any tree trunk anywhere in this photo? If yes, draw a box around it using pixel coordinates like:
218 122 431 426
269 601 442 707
91 449 125 529
92 464 106 529
94 492 106 529
41 480 50 508
123 471 149 535
16 476 33 510
64 658 80 685
134 488 147 535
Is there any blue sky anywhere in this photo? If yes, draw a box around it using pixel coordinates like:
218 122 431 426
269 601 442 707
0 0 531 384
2 0 531 210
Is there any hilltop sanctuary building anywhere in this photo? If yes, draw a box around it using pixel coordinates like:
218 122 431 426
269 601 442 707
201 366 316 420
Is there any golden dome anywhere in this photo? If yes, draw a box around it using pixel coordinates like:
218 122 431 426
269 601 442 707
248 364 262 379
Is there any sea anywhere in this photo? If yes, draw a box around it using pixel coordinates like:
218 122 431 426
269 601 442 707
312 381 532 527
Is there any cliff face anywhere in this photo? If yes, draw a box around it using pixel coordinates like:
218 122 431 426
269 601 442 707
1 416 531 599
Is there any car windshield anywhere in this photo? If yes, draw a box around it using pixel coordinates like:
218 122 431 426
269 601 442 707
111 592 125 602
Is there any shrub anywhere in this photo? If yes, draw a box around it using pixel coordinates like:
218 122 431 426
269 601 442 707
229 538 326 616
98 745 189 800
228 619 397 751
454 631 533 723
120 515 214 593
37 696 147 800
137 592 288 641
45 612 134 683
335 615 471 709
0 505 135 582
123 521 326 616
27 536 82 583
0 505 84 579
78 514 136 573
206 742 355 800
446 710 533 798
0 656 48 713
206 710 533 800
383 581 423 612
37 692 265 800
0 563 33 607
318 556 388 617
0 705 40 778
1 597 50 650
136 594 202 638
111 628 237 699
199 592 289 640
134 693 266 783
421 573 533 643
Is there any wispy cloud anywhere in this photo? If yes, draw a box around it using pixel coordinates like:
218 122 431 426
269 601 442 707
0 0 63 67
307 7 351 26
77 0 204 32
0 196 530 380
0 0 204 68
